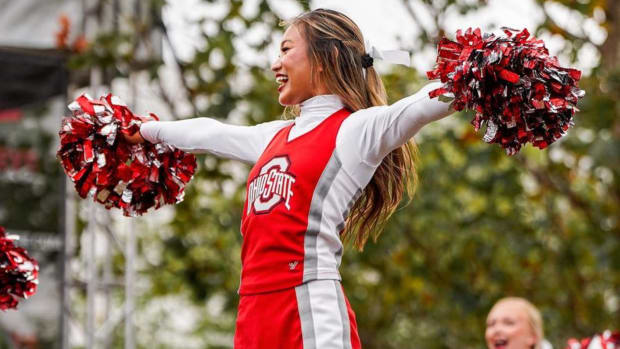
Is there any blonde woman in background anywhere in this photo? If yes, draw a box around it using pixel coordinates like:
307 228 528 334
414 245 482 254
486 297 553 349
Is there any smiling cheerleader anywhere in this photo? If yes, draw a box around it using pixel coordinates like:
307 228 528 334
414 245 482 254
126 8 453 348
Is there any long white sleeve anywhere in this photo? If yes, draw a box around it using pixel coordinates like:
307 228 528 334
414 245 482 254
338 81 453 167
140 118 292 163
138 82 451 170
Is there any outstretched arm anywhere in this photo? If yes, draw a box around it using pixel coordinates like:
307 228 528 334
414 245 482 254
341 81 453 167
139 118 292 163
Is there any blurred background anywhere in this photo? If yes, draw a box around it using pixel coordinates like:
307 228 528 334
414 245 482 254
0 0 617 348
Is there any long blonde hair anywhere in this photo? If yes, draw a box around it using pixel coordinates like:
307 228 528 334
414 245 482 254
286 9 418 250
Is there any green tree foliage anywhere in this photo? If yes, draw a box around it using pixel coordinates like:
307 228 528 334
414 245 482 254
72 0 618 347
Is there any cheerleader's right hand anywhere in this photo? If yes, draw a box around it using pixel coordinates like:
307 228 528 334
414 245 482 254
124 130 146 144
124 116 158 144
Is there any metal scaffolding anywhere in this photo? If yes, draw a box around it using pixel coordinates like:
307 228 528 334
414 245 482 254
59 0 161 347
60 75 137 349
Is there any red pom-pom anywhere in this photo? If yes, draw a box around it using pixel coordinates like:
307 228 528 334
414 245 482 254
0 226 39 311
566 330 619 349
427 27 585 155
57 94 197 216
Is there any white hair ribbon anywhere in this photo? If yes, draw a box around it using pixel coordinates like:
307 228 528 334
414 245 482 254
365 40 411 67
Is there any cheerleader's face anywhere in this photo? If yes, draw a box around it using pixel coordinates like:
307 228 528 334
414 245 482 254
485 300 537 349
271 25 327 105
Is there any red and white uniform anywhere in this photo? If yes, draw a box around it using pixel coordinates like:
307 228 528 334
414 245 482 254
141 82 452 348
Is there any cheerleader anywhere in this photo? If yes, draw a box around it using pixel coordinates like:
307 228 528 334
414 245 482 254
127 8 453 349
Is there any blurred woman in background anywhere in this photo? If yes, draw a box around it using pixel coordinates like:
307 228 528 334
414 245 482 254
485 297 550 349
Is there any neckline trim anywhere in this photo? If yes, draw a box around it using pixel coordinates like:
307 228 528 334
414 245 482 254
285 108 349 144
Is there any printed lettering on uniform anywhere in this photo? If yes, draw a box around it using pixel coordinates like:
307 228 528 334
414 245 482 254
247 155 296 214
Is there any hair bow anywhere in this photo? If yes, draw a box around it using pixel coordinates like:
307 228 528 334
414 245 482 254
365 40 411 67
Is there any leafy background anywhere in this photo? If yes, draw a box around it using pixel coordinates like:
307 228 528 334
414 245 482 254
25 0 620 347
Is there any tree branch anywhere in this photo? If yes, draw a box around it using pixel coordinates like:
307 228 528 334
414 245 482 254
515 155 597 225
158 21 198 118
400 0 436 45
540 3 598 48
599 0 620 69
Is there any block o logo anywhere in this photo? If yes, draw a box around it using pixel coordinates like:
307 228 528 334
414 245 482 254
247 156 296 214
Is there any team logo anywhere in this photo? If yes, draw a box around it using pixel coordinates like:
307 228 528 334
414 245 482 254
247 156 296 214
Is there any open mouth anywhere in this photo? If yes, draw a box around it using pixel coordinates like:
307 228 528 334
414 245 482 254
493 339 508 349
276 75 288 91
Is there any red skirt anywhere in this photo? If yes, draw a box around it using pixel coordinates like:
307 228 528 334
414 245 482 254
234 279 362 349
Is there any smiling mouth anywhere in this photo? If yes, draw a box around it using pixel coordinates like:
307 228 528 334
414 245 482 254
493 339 508 349
276 75 288 91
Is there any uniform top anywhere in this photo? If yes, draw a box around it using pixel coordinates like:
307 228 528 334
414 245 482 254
239 107 352 294
140 81 453 294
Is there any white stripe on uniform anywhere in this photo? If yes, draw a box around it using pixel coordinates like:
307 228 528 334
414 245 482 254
295 280 353 349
